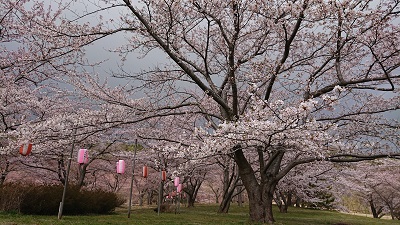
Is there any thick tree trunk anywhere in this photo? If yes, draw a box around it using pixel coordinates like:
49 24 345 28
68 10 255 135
244 181 277 223
187 192 196 207
234 147 278 224
248 186 266 223
370 199 379 218
186 179 202 207
369 198 384 219
187 181 202 207
185 173 205 207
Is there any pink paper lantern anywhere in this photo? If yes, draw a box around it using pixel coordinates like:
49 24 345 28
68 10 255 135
177 183 182 193
19 143 32 156
116 160 125 174
77 149 89 164
143 165 148 178
174 177 180 187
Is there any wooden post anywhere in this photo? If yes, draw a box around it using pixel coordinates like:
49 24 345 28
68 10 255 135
58 128 77 220
127 139 137 218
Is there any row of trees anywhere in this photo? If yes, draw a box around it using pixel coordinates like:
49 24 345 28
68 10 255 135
1 0 399 223
3 144 400 219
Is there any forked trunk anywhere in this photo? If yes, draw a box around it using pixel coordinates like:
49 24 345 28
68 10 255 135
369 199 379 218
187 192 196 207
274 191 292 213
218 164 239 213
218 192 233 213
245 178 277 223
234 147 278 224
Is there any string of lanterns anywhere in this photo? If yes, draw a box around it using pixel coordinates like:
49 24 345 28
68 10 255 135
114 161 182 193
18 143 184 215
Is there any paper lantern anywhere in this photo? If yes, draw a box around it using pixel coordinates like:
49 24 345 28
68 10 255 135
143 165 148 178
161 170 167 181
77 149 89 164
174 177 180 187
116 160 125 174
177 183 182 193
19 143 32 156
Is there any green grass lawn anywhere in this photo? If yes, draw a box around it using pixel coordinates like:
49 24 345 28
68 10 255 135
0 204 398 225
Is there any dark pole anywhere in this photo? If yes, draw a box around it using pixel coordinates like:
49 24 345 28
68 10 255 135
177 191 181 214
127 139 137 218
157 157 164 216
58 128 77 220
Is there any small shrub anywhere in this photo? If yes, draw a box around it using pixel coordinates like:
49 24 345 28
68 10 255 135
79 188 125 214
17 184 125 215
20 184 63 215
0 183 29 211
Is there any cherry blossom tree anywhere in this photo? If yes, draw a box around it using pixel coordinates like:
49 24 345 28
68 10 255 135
274 161 337 213
1 0 150 186
2 0 400 223
101 1 399 222
336 159 400 220
0 0 103 184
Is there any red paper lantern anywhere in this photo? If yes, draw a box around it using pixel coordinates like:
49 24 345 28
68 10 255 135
116 160 125 174
143 165 148 178
77 149 89 164
161 170 167 181
19 143 32 156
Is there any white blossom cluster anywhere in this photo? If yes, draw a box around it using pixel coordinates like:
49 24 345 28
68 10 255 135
189 96 340 160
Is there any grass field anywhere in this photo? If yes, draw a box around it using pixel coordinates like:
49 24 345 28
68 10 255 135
0 204 398 225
